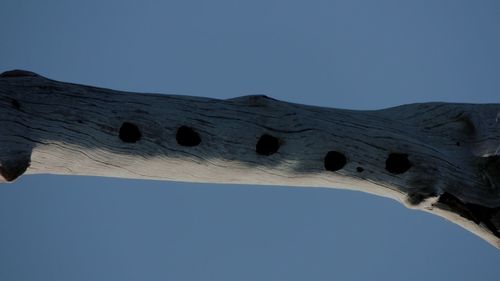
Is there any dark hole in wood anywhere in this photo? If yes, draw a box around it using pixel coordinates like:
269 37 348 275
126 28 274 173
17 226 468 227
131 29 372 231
256 134 280 156
385 153 412 174
356 167 364 173
176 126 201 147
11 99 20 110
324 151 347 172
456 141 461 146
119 122 142 143
0 159 30 182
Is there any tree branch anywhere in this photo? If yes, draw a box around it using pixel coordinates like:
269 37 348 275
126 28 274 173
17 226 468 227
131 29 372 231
1 69 499 248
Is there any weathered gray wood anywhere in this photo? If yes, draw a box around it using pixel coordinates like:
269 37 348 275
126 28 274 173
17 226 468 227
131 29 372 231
1 69 499 248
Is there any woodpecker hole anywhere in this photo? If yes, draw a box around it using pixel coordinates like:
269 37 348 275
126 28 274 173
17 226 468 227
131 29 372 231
176 126 201 147
324 151 347 172
356 167 364 173
119 122 142 143
256 134 280 156
385 153 412 174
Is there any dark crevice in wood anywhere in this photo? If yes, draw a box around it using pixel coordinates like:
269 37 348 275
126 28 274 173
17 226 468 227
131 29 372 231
480 155 500 190
356 167 364 172
385 153 412 174
11 99 21 110
119 122 142 143
256 134 280 156
176 126 201 147
407 191 437 206
437 192 500 238
324 151 347 172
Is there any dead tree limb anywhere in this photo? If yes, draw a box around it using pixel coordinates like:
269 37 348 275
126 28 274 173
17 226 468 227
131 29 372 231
1 70 499 248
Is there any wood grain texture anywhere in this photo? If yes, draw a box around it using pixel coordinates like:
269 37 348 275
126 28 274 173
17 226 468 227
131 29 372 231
1 70 499 248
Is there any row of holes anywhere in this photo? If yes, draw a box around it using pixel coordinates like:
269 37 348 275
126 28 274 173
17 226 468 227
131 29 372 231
119 122 412 175
8 98 413 176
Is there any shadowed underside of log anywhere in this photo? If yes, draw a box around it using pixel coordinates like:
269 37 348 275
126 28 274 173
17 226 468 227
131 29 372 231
1 69 499 248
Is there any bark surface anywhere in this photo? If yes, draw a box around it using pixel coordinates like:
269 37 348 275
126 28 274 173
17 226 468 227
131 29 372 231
1 70 499 248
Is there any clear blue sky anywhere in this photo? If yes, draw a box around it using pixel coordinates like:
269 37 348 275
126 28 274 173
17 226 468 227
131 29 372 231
1 1 500 280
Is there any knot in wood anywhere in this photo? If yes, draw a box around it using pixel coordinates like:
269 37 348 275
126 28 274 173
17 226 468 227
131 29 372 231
0 69 39 78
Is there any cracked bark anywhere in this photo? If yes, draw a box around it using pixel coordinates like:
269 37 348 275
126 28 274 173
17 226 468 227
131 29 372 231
1 69 499 248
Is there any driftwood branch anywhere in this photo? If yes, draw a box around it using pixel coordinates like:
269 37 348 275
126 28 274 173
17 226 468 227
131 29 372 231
1 70 499 248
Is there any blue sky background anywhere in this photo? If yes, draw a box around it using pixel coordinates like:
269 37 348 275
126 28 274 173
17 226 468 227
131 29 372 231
1 1 500 280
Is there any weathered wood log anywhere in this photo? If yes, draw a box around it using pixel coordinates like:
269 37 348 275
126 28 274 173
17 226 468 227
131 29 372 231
1 69 499 248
